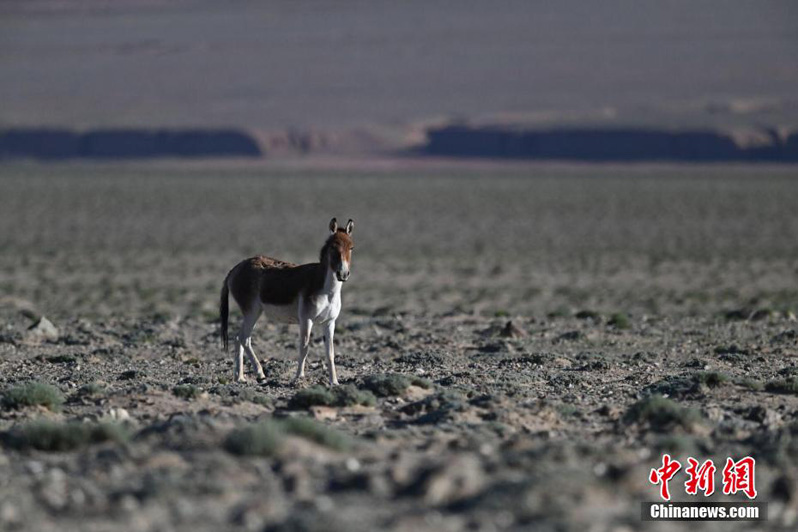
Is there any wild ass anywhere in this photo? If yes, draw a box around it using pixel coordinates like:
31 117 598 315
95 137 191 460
220 218 354 385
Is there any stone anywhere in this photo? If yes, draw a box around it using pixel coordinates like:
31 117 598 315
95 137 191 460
25 316 59 342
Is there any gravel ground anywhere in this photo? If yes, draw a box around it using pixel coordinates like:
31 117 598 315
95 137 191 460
0 164 797 531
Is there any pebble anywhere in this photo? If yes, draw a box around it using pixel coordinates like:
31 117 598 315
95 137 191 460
25 316 60 342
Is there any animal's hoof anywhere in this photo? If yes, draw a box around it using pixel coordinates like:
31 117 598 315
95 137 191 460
256 375 267 383
235 376 247 383
330 380 340 386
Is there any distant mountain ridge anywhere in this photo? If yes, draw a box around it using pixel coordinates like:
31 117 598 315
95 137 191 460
2 124 797 162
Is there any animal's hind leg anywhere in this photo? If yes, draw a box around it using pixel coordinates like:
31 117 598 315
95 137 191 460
238 307 265 381
234 339 246 383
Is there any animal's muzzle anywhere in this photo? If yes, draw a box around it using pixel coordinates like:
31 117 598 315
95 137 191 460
337 271 350 282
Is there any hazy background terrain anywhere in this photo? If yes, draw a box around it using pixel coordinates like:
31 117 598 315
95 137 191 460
2 1 797 130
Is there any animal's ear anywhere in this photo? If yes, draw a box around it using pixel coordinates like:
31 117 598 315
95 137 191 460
329 218 338 234
345 219 354 235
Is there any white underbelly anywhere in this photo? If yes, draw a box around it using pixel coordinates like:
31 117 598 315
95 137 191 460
261 302 298 324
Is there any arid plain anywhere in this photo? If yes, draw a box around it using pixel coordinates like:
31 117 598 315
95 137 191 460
0 164 797 531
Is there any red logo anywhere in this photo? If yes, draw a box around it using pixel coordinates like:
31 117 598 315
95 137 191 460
649 454 682 501
649 455 756 500
722 457 757 499
684 458 716 496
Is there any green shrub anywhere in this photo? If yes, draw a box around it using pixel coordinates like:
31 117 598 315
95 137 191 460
172 384 201 400
608 312 631 329
329 385 376 407
2 382 64 411
237 388 272 407
765 377 798 395
5 421 129 451
362 373 431 397
288 385 375 410
288 386 335 409
224 422 282 456
78 381 106 397
694 371 731 388
224 418 350 456
736 378 765 392
624 395 702 432
281 417 350 452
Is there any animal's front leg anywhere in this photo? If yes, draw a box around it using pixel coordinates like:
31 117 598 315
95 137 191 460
323 320 338 386
294 318 313 382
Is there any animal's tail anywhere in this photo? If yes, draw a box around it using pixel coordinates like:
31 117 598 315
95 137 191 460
220 276 230 351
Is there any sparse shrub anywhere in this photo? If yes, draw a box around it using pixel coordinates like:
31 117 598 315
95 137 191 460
765 377 798 395
5 421 129 451
237 388 272 407
288 385 375 409
694 371 730 388
224 422 282 456
409 376 432 389
736 378 765 392
172 384 201 400
557 403 580 417
608 312 631 329
654 434 698 454
624 395 702 432
329 385 377 407
224 418 350 456
78 381 106 397
2 382 64 411
281 417 350 451
363 374 413 397
288 386 335 409
547 307 571 319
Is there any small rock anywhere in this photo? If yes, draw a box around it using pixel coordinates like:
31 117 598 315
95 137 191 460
39 468 68 510
107 408 131 422
310 406 337 421
25 316 59 342
745 405 781 427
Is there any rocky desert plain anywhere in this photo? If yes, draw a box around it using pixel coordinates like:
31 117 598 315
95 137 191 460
0 164 796 531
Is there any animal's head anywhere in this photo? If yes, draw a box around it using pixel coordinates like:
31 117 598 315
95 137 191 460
323 217 354 282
